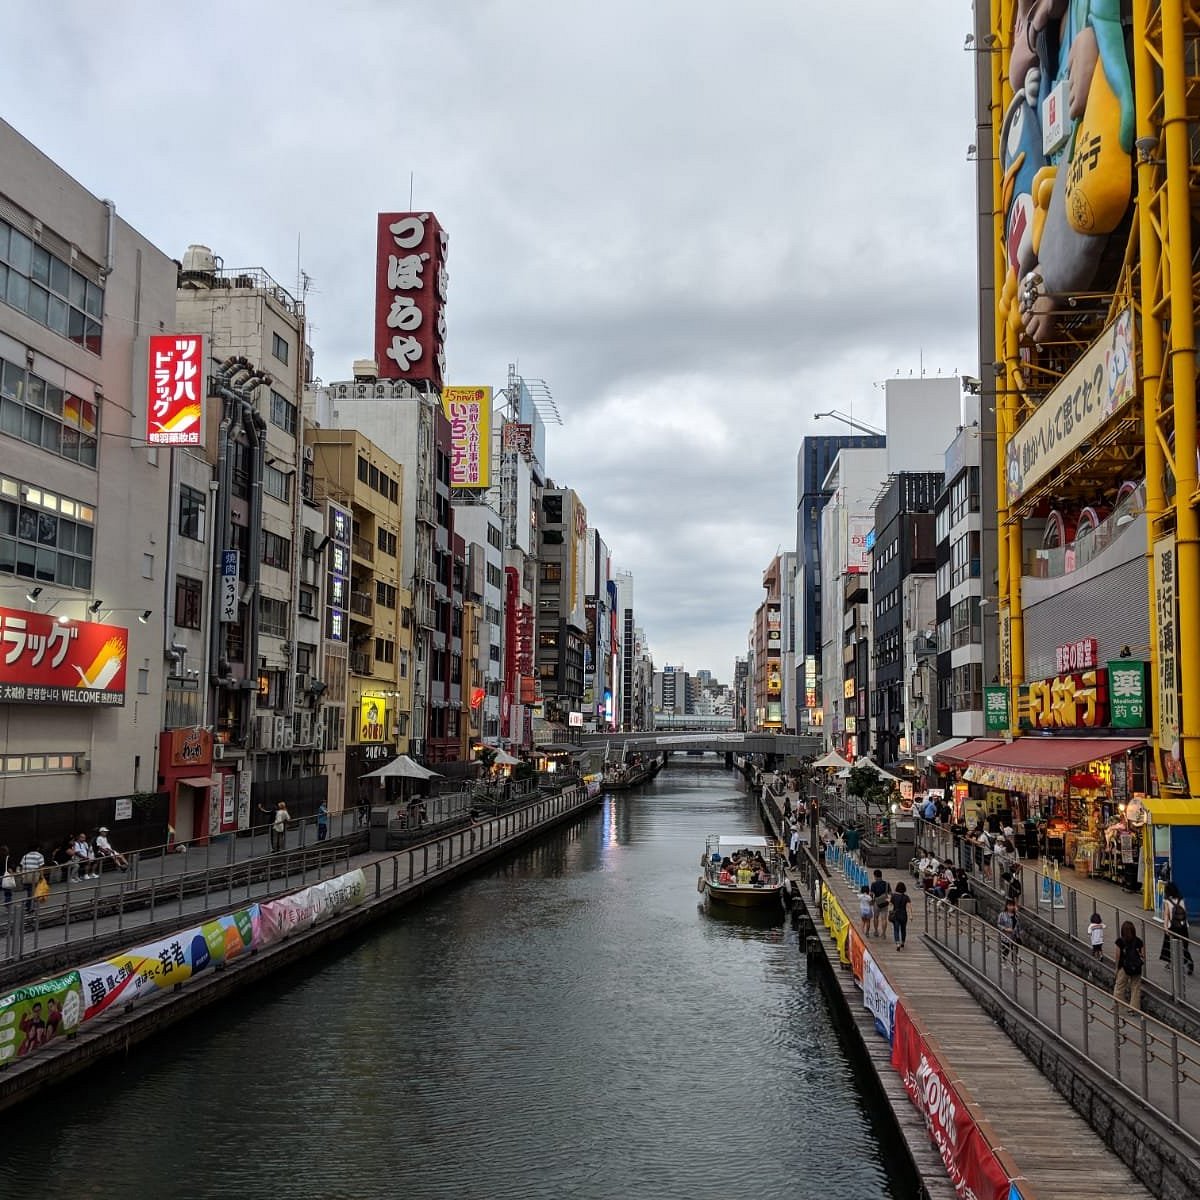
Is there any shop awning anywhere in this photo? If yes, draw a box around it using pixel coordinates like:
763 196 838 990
938 739 1006 764
1143 796 1200 825
923 737 966 761
179 775 219 789
967 736 1146 772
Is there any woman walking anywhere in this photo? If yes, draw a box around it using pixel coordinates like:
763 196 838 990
890 881 912 950
1160 882 1195 975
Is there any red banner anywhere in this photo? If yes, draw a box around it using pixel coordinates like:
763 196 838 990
891 1005 1010 1200
0 606 127 705
147 334 204 445
373 212 446 390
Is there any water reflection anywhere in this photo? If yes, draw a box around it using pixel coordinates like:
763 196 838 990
0 765 909 1200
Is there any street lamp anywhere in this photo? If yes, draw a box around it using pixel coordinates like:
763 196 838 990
813 410 885 437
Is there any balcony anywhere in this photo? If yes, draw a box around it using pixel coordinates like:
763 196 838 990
416 600 437 629
416 491 436 526
350 591 373 618
350 652 373 676
415 552 437 583
352 536 375 563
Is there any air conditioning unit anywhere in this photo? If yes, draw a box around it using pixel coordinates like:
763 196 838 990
313 716 327 748
303 445 314 462
279 727 295 751
273 715 288 746
75 755 90 775
213 745 226 761
295 672 309 695
255 714 275 750
298 713 312 745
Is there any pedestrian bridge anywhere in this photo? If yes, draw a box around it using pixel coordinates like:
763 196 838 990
577 730 823 758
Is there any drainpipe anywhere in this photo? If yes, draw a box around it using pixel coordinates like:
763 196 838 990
99 199 116 278
241 395 268 746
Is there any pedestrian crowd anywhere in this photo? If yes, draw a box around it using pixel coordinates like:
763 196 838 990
1 826 129 917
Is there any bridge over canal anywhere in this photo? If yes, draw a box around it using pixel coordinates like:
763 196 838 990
577 730 823 758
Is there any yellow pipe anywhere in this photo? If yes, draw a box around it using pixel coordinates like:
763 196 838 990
1132 0 1165 909
1161 0 1200 793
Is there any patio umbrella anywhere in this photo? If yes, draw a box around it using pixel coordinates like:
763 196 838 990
488 748 521 767
361 755 441 780
812 749 852 770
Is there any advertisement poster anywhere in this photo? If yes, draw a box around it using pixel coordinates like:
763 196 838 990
442 386 492 487
146 333 204 446
0 606 127 705
258 869 366 947
891 1005 1010 1200
819 882 851 964
848 926 866 983
861 949 898 1044
0 971 84 1063
373 211 447 390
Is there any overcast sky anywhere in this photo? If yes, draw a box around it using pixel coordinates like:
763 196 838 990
6 1 979 682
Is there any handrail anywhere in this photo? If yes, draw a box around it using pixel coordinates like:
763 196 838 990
924 892 1200 1146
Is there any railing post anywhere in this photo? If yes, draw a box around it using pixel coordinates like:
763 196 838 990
1139 1015 1150 1100
1054 966 1063 1037
1067 886 1079 939
1081 981 1090 1059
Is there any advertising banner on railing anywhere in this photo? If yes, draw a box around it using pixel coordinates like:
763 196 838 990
258 869 366 947
819 881 851 964
862 949 898 1045
892 1005 1010 1200
848 925 865 982
79 904 259 1021
0 970 84 1063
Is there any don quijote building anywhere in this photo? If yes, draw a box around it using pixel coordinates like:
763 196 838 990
0 119 177 848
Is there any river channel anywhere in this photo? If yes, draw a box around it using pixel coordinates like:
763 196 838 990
1 764 913 1200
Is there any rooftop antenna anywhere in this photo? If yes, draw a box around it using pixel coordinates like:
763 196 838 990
409 171 414 209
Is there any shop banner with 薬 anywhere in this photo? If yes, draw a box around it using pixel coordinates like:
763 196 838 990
983 686 1010 733
891 1005 1011 1200
819 881 852 964
1107 660 1147 728
79 905 258 1021
0 970 84 1063
861 949 898 1044
258 869 366 946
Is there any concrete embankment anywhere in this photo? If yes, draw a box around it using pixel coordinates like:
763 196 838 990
0 784 597 1113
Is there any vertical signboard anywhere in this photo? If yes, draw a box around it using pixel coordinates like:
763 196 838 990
147 334 204 445
373 212 447 391
219 551 239 624
326 505 351 645
1154 535 1186 790
998 606 1012 686
1108 660 1147 728
442 386 491 487
983 685 1011 732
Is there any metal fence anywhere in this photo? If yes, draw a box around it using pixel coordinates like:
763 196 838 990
924 894 1200 1145
911 816 1200 1009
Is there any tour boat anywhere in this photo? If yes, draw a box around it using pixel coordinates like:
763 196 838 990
698 834 787 907
602 755 663 792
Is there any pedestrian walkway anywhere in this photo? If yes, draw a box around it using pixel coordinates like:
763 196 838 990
759 780 1157 1200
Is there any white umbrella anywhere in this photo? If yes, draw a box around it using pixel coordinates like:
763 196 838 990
812 749 852 770
837 755 903 784
361 755 441 781
487 748 521 767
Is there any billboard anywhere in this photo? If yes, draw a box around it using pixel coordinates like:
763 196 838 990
373 212 447 390
502 422 533 457
847 515 873 573
147 334 204 445
0 607 127 705
359 696 386 744
442 386 491 487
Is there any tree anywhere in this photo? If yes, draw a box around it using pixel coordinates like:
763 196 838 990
845 764 895 812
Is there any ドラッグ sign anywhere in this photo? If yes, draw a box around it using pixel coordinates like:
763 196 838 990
0 606 127 705
147 334 204 445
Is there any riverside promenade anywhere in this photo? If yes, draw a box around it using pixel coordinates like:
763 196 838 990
759 780 1157 1200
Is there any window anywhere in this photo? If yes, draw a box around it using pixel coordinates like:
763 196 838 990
264 463 292 502
269 390 297 434
272 332 290 364
0 480 96 588
369 464 379 492
357 455 369 484
175 575 203 629
376 527 397 557
0 355 100 466
375 637 395 664
258 596 289 638
388 479 398 504
142 553 154 580
376 581 396 608
179 485 206 541
541 563 561 583
0 221 103 354
487 524 502 550
950 596 982 649
949 468 981 527
950 531 981 588
951 662 983 711
261 530 291 569
486 563 503 590
298 586 317 617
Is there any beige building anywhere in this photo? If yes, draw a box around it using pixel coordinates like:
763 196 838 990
0 118 177 846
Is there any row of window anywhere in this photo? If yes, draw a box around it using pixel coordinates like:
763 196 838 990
356 455 400 505
0 220 104 355
376 581 397 609
950 531 981 588
0 356 99 467
0 480 96 589
0 751 88 775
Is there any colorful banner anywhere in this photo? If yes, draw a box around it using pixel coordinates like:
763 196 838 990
862 949 898 1045
79 904 258 1020
147 333 204 445
258 869 366 946
0 970 84 1063
848 925 866 982
442 386 492 487
892 1005 1011 1200
0 606 127 705
819 881 851 964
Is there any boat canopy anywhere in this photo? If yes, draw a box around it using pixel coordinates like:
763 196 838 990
715 835 772 852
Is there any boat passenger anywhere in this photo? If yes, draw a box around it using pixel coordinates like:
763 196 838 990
718 867 734 884
736 863 753 885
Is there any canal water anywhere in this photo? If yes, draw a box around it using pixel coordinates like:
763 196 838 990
1 765 913 1200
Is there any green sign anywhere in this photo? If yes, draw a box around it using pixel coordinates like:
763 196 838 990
0 970 83 1064
984 685 1010 732
1108 660 1147 728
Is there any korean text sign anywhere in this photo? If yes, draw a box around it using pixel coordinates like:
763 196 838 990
147 334 204 445
0 606 127 705
374 212 447 390
442 386 491 487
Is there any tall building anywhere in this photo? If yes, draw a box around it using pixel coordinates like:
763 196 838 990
584 528 614 731
536 484 588 726
453 501 505 748
614 570 638 730
794 434 885 732
0 119 175 844
750 556 784 730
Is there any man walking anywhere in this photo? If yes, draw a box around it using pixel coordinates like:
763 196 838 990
869 868 891 937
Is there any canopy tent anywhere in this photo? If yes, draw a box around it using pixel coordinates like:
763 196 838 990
835 756 903 783
716 835 772 853
486 748 521 767
811 749 852 770
362 755 441 781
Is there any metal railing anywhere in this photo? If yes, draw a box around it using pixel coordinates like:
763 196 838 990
911 816 1200 1008
924 894 1200 1146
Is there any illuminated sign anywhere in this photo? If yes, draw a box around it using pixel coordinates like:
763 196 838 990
843 678 855 699
373 212 447 390
1055 638 1097 674
1006 309 1135 504
0 607 127 705
568 711 583 727
359 696 386 744
1107 660 1147 728
1154 535 1186 790
442 386 491 487
220 550 239 624
983 685 1010 732
1020 669 1109 730
147 334 204 445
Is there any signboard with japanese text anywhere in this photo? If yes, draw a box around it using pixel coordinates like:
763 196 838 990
220 550 239 624
1153 534 1186 790
847 515 873 573
998 606 1012 685
1019 668 1109 730
984 685 1010 732
0 970 83 1063
146 334 204 445
1005 308 1135 504
1055 638 1097 674
861 949 897 1044
257 869 365 946
168 726 212 768
0 606 127 705
502 422 533 457
373 211 447 390
1107 660 1147 728
359 696 386 744
442 386 491 487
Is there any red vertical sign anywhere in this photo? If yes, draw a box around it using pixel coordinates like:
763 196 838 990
147 334 204 445
373 212 447 390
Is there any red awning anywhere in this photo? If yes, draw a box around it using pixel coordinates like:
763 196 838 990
966 737 1146 773
938 739 1006 764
